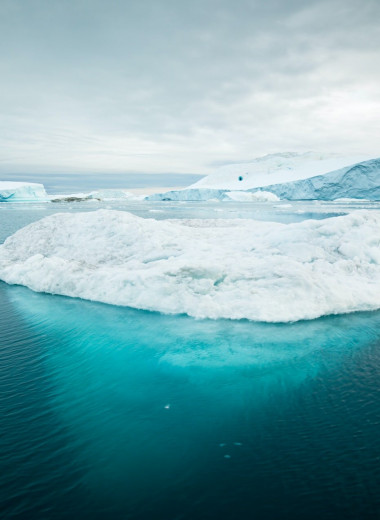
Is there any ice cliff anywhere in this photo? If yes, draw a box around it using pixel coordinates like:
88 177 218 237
0 182 48 202
1 209 380 322
251 158 380 200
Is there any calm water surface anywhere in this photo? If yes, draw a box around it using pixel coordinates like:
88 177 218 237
1 202 380 519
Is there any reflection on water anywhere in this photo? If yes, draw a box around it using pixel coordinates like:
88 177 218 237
1 283 380 519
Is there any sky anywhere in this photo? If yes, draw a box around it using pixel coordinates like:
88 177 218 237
0 0 379 176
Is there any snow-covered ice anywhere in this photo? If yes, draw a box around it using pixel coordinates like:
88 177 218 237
253 158 380 201
147 188 279 202
147 153 380 201
0 182 48 202
1 209 380 322
191 152 372 191
51 189 144 202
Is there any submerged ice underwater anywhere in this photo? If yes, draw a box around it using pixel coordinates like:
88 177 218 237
1 201 380 519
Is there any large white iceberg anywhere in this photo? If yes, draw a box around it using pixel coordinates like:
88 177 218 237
1 209 380 322
0 181 48 202
250 158 380 200
147 153 379 201
191 152 371 191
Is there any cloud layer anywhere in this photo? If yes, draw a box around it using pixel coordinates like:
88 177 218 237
1 0 379 174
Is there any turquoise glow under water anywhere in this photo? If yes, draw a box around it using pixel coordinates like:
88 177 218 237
1 282 380 519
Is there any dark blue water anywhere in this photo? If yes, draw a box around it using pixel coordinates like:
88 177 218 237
1 282 380 519
1 203 380 519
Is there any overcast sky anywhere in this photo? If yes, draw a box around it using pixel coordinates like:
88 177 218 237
0 0 379 175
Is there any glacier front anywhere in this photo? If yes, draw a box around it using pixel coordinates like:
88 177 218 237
1 210 380 322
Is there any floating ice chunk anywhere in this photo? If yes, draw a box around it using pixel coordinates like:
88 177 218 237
0 181 48 202
1 209 380 322
51 189 143 202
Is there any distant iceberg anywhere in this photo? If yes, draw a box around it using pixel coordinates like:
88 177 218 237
147 188 279 202
146 153 380 201
1 209 380 322
250 158 380 201
51 189 144 202
0 182 48 202
191 152 372 191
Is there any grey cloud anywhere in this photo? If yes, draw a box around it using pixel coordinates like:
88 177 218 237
0 0 379 174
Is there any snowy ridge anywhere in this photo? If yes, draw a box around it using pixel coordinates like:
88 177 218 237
1 210 380 322
0 182 48 202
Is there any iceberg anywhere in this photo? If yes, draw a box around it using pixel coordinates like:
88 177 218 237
147 188 230 201
250 158 380 200
1 209 380 322
51 189 144 202
147 188 279 202
191 152 372 191
0 181 48 202
147 153 379 201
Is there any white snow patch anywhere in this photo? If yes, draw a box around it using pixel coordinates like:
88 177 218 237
1 209 380 322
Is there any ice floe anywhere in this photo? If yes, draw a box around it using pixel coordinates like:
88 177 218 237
1 209 380 322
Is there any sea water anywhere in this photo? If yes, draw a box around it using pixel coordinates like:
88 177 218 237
1 201 380 519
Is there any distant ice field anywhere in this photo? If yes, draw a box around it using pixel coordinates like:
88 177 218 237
1 200 380 322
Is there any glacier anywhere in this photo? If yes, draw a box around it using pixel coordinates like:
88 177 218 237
1 209 380 322
0 181 48 202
